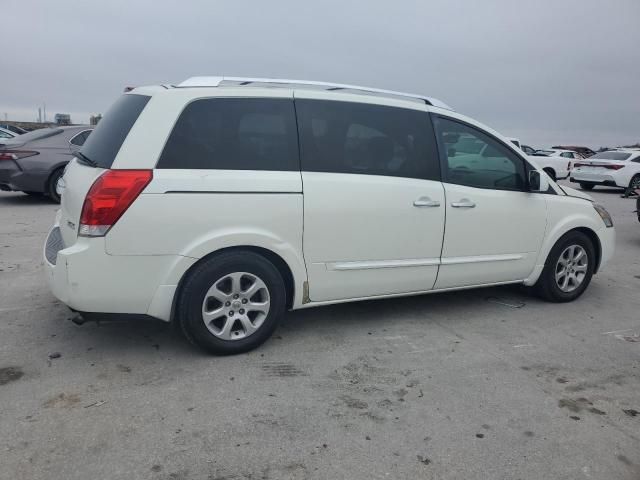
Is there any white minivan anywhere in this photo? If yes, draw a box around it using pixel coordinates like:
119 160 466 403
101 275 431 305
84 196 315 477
44 77 615 354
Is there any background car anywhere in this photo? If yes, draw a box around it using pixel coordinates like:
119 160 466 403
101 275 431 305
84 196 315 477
0 127 18 144
552 145 595 157
570 150 640 191
0 126 92 202
0 123 28 135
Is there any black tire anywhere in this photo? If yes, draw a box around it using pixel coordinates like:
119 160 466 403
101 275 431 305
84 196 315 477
534 231 595 303
177 251 286 355
629 174 640 191
579 182 594 191
46 168 65 203
22 191 44 197
543 168 556 181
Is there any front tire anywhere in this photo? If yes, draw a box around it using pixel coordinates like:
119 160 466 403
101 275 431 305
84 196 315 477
579 182 594 191
177 251 286 355
534 231 595 302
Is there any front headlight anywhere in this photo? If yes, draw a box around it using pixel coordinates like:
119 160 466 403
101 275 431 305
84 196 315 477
593 203 613 228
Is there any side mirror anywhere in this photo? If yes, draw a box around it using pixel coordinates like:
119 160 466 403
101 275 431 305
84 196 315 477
529 170 550 192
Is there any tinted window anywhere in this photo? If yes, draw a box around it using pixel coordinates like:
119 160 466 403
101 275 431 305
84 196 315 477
0 130 12 139
560 152 572 158
296 99 439 180
157 98 298 171
590 151 631 161
433 116 526 191
80 94 150 168
70 130 91 146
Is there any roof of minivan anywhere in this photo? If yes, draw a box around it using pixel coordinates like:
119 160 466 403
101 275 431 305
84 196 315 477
132 76 453 111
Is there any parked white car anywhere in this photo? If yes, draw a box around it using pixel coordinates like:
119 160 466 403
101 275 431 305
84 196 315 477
44 76 616 354
526 153 573 181
570 150 640 191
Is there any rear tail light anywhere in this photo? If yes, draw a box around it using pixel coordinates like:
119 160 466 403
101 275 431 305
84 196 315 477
0 150 39 161
604 164 625 170
573 162 585 168
79 170 152 237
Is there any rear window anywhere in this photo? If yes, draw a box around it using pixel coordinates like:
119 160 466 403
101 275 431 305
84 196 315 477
80 94 150 168
590 151 631 161
2 127 63 145
157 98 298 171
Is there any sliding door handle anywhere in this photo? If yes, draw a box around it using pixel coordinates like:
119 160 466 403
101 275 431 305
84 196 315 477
413 197 441 207
451 199 476 208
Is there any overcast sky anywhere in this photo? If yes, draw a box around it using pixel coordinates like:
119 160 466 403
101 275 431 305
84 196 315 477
2 0 639 148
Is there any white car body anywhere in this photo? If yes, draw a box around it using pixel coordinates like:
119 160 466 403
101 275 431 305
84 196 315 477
527 154 573 180
43 78 615 330
570 150 640 189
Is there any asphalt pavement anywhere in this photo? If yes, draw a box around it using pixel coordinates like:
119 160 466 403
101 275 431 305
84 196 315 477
0 183 638 480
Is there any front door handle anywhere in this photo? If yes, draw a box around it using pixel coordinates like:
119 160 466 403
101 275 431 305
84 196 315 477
451 198 476 208
413 197 441 208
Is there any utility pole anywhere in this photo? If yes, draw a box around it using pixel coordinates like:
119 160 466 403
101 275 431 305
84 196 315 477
43 103 46 123
38 107 42 123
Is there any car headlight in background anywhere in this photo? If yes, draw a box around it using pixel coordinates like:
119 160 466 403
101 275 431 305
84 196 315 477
593 203 613 228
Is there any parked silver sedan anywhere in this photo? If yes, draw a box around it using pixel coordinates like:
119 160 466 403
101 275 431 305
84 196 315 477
0 126 92 202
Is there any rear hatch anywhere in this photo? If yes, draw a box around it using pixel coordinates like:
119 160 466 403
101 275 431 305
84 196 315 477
58 93 151 247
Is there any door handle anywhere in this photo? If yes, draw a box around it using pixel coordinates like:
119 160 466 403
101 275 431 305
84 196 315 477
413 197 441 208
451 198 476 208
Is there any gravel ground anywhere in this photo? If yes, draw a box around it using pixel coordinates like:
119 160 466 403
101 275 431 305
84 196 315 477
0 183 639 480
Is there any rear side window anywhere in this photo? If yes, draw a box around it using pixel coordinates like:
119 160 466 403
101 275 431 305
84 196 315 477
296 99 439 180
69 130 91 146
80 94 150 168
157 98 298 171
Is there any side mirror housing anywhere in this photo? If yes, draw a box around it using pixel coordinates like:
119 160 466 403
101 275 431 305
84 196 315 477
529 170 550 192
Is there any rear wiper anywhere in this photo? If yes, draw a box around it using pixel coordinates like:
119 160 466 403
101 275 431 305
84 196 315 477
74 151 98 167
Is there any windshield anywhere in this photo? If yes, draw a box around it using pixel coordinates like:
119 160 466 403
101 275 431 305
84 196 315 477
1 127 63 145
590 151 631 161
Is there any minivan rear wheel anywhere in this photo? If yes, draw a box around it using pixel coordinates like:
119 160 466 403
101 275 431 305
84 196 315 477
177 251 286 355
534 231 595 302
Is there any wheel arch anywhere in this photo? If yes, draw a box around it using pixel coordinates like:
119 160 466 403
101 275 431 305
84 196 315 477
170 245 298 323
572 227 602 273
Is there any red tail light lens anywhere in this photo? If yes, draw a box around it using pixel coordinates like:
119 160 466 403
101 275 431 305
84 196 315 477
0 150 39 161
79 170 152 237
604 164 625 170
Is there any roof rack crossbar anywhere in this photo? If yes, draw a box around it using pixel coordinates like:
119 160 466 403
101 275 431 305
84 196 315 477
177 76 452 110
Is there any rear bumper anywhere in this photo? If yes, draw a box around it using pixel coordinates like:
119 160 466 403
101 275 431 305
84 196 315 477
570 174 623 188
44 215 196 321
0 160 46 192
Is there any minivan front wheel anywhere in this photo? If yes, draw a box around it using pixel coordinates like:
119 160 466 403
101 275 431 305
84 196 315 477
177 251 286 355
535 231 595 302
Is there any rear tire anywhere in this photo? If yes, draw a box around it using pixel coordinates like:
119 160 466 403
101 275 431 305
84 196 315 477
629 174 640 191
46 168 64 203
579 182 594 191
177 251 286 355
534 231 595 303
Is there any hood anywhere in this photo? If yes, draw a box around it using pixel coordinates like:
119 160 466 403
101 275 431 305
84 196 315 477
560 185 593 202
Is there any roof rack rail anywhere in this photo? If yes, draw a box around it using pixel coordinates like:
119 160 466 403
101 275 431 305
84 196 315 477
177 76 452 110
